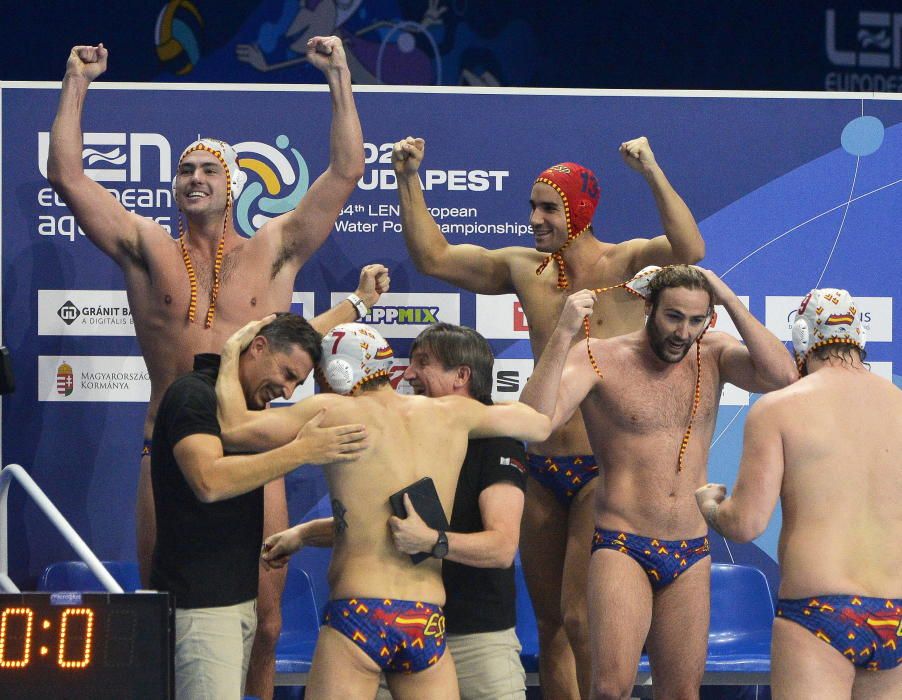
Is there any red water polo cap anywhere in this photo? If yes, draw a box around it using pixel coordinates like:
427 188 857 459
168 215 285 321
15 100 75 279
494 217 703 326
535 162 600 237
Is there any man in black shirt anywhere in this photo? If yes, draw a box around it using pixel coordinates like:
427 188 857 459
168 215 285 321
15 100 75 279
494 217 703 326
151 313 367 699
391 323 528 699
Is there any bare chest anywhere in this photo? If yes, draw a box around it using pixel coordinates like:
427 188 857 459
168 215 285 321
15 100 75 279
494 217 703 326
138 242 295 328
589 350 722 435
515 275 646 354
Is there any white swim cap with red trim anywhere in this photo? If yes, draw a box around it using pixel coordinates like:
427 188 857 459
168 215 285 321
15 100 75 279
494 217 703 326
320 323 395 395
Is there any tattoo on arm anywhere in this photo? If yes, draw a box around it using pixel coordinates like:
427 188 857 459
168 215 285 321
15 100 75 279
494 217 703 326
331 498 348 535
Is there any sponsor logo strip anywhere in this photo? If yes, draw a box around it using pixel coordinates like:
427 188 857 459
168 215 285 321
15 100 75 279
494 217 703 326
38 356 150 402
331 293 460 339
39 290 135 337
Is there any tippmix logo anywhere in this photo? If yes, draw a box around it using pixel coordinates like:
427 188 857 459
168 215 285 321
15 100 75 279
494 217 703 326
331 293 460 339
233 136 310 238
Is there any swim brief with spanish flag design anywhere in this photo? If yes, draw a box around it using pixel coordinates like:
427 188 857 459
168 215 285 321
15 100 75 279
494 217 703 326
324 598 446 673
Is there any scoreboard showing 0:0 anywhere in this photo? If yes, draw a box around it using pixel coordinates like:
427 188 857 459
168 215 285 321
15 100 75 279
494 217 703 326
0 606 95 669
0 592 173 699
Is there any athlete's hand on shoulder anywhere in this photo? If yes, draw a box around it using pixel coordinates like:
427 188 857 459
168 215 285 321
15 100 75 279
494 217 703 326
294 409 368 465
66 44 108 82
388 493 436 555
355 264 391 309
619 136 658 175
557 289 597 336
260 526 304 570
392 137 425 175
306 35 347 73
222 313 278 357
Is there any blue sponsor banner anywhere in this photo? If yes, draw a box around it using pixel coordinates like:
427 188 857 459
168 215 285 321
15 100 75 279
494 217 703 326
2 85 900 592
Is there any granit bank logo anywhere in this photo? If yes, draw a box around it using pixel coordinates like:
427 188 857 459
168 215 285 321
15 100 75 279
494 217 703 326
57 301 80 325
39 291 135 336
825 10 902 91
330 292 460 339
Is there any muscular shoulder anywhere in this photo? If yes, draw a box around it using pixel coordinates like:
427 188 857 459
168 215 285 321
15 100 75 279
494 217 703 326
296 393 353 424
605 238 648 274
504 246 549 275
124 218 178 269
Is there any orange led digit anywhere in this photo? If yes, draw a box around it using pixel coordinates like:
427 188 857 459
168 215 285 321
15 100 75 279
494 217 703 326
0 607 34 668
57 608 94 669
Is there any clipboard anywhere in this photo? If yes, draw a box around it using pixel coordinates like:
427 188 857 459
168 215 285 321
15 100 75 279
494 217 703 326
389 477 450 565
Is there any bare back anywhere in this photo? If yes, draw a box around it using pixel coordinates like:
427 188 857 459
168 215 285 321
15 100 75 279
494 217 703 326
508 243 647 455
129 222 297 435
772 368 902 598
576 331 730 538
311 389 477 604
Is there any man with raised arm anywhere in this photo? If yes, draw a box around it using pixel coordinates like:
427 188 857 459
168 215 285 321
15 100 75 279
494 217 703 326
217 320 551 700
151 312 367 699
520 265 797 699
696 288 902 698
392 135 704 698
46 38 380 699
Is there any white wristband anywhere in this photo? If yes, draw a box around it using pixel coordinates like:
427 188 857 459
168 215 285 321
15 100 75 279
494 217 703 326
346 293 368 320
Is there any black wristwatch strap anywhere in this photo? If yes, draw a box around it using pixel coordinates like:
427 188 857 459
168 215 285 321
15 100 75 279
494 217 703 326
431 530 449 559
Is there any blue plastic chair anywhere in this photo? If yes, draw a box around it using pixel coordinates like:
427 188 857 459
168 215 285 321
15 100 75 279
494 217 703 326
38 560 141 592
515 561 773 680
637 562 773 675
274 567 321 675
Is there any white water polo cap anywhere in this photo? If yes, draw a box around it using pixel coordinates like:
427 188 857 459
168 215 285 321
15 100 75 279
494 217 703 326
623 265 663 299
320 323 395 395
174 138 248 199
792 288 866 365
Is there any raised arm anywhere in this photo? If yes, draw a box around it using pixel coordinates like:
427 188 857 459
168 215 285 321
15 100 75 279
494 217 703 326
392 137 515 294
260 35 365 267
46 45 149 264
700 268 798 393
696 395 785 542
520 290 598 430
618 137 705 271
308 263 390 334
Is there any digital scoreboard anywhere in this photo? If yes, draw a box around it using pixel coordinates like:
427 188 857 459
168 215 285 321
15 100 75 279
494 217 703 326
0 592 173 699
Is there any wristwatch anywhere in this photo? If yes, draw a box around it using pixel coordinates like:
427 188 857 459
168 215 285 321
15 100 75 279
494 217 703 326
346 293 369 320
431 530 449 559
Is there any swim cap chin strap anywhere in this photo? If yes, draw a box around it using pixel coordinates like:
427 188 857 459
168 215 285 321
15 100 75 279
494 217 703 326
533 163 600 289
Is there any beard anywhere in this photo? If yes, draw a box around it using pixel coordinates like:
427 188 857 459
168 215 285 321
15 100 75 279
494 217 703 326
647 316 697 364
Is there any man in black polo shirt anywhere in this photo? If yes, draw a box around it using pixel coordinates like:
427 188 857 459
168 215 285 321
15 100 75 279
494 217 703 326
392 323 528 699
150 313 367 699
